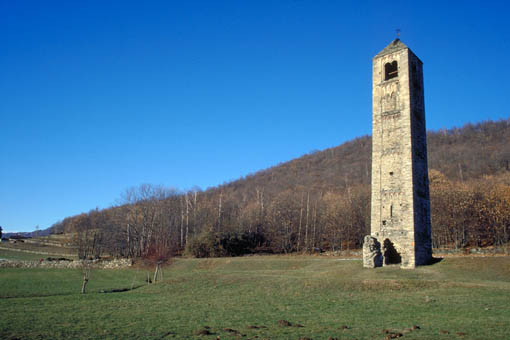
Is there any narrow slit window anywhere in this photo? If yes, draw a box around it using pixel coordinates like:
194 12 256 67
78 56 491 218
385 61 398 80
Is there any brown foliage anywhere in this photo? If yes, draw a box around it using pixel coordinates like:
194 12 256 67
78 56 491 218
52 119 510 257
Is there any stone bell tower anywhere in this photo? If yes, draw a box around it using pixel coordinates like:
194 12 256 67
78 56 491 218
363 39 432 269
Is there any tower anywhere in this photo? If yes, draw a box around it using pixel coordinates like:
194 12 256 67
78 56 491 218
364 39 432 269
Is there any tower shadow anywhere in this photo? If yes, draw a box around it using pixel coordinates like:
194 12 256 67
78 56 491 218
424 257 443 265
383 239 401 265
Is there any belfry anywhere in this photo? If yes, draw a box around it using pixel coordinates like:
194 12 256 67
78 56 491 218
363 39 432 269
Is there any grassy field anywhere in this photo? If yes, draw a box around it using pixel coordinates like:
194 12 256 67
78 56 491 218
1 256 509 340
0 248 50 261
0 248 78 261
0 240 77 257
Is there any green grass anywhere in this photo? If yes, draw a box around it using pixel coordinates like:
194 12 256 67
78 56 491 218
0 248 49 261
1 256 509 340
0 240 77 257
0 248 77 261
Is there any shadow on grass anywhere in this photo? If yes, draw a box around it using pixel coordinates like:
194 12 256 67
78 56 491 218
100 285 145 293
425 257 443 265
1 285 146 299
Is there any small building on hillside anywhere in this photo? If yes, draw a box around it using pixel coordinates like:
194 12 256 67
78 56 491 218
8 235 31 243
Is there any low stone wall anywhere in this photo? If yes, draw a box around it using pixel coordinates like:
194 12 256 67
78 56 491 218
320 250 362 257
433 247 509 256
0 258 133 269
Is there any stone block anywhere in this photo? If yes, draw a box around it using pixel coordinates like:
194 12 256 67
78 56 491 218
363 235 383 268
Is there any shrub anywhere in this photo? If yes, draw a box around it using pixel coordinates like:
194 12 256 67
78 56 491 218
185 231 225 258
220 231 265 256
186 230 265 258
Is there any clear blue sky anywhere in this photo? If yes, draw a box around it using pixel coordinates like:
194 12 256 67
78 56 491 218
1 1 509 232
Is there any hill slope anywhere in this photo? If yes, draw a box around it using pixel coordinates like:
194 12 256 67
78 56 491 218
219 119 510 195
51 119 510 257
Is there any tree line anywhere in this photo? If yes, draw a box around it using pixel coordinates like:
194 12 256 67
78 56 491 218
52 183 371 259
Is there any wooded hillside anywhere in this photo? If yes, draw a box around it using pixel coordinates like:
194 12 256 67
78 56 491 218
50 119 510 258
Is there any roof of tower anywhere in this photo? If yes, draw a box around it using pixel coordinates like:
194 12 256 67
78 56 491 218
374 39 409 58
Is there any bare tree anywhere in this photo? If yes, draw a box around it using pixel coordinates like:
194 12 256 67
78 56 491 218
80 262 92 294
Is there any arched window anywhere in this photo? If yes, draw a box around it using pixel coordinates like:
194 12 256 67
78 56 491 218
384 61 398 80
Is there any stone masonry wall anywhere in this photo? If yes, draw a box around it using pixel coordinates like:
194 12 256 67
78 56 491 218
0 258 133 269
367 39 432 268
